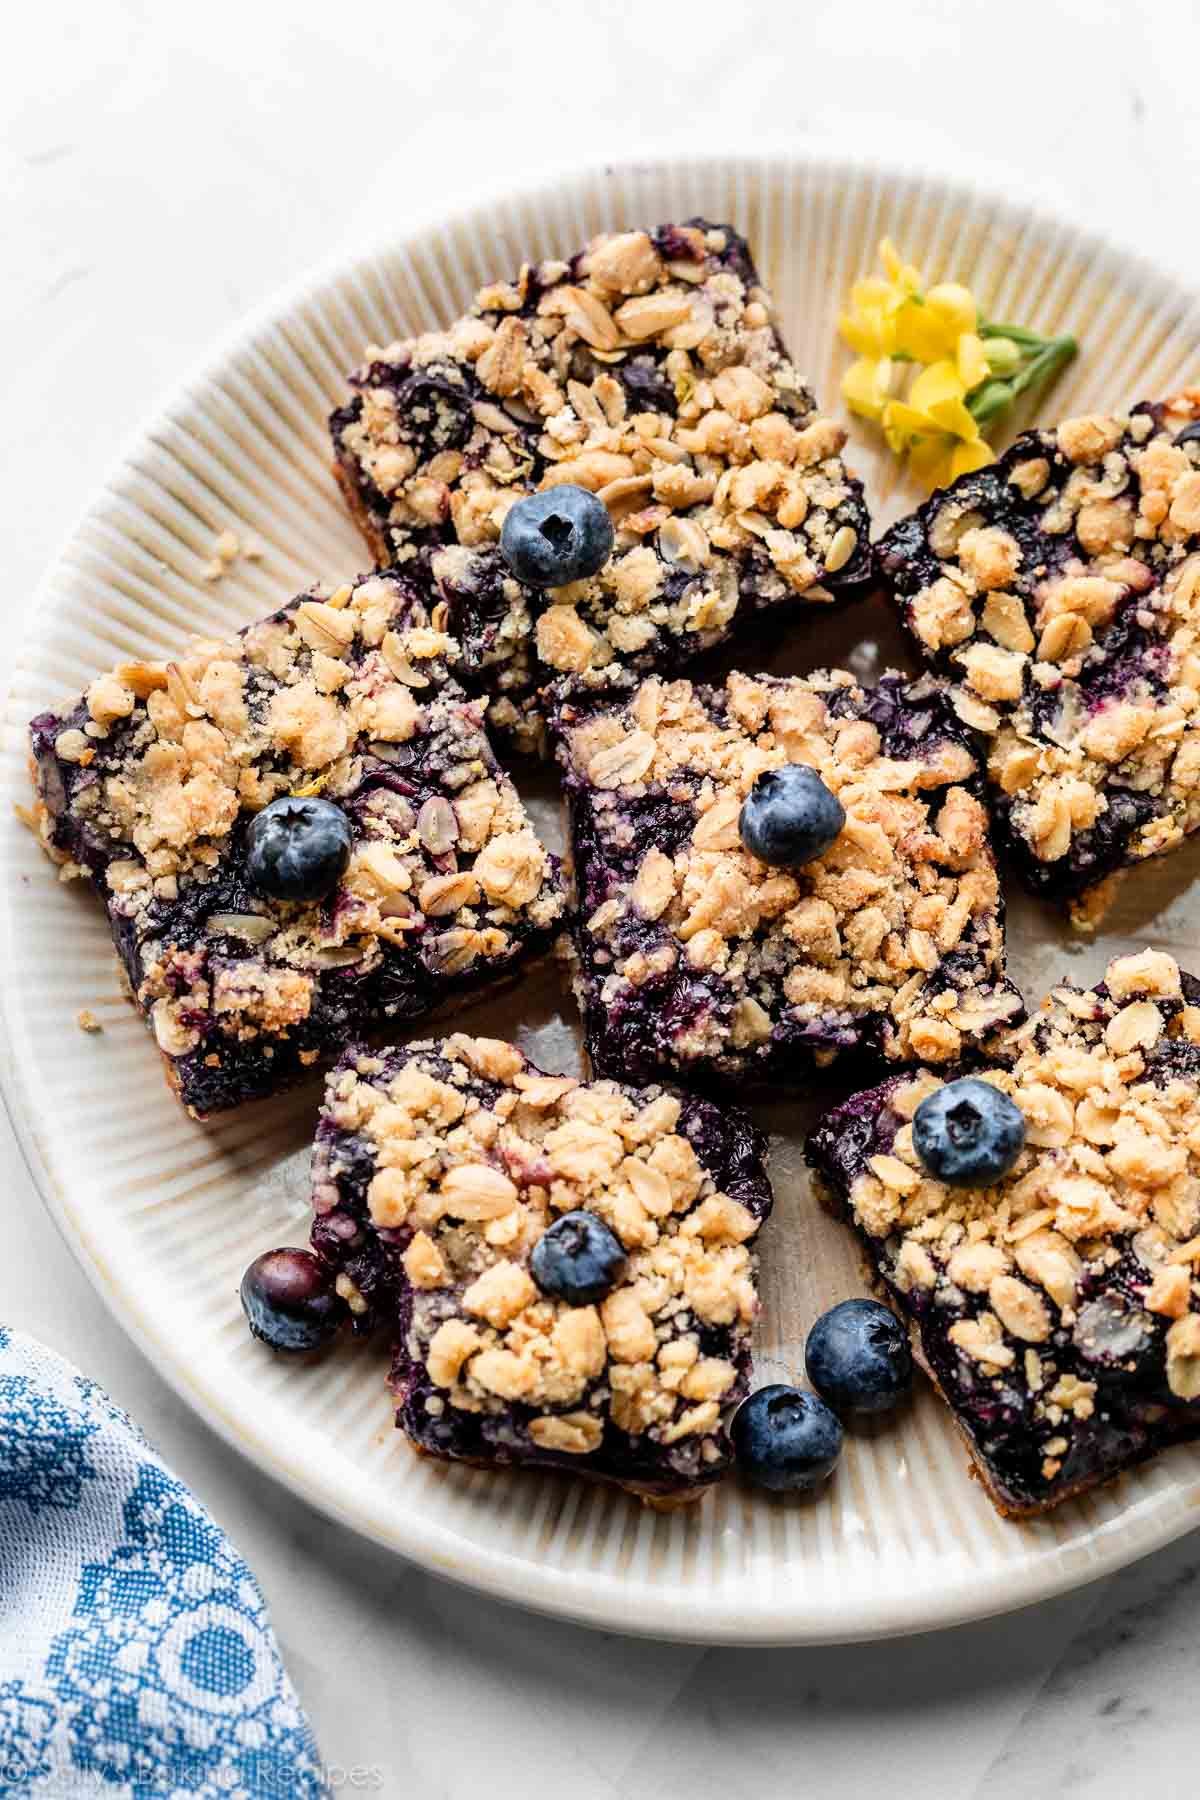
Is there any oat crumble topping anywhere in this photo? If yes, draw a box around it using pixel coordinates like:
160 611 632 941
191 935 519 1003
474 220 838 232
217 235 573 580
551 666 1022 1087
808 949 1200 1515
331 221 871 750
28 574 564 1115
309 1034 772 1497
879 392 1200 922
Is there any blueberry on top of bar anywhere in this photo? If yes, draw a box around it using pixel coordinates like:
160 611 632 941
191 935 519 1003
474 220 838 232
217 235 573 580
27 574 565 1116
807 949 1200 1517
549 666 1023 1090
331 219 872 751
309 1034 773 1500
878 391 1200 922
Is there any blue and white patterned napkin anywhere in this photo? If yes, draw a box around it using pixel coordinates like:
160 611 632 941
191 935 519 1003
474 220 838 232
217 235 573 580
0 1327 327 1799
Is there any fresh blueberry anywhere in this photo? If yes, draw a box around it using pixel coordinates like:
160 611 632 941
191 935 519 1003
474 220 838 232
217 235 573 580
731 1385 843 1493
245 796 352 902
240 1248 343 1352
912 1078 1026 1188
530 1210 627 1305
499 485 614 586
1175 420 1200 451
738 765 846 867
806 1299 913 1415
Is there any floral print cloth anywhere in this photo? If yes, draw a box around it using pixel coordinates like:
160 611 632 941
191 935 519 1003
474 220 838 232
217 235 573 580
0 1327 326 1798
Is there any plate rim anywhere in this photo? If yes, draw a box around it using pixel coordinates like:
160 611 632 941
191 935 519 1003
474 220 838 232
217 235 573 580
5 146 1199 1645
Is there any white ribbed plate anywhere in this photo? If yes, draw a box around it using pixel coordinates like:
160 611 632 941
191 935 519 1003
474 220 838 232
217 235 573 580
6 155 1200 1644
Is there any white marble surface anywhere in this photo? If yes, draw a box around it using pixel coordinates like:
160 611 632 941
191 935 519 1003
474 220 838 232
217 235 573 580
4 2 1200 1792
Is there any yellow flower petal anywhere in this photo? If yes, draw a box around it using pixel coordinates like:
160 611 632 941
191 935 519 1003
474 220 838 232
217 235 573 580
907 435 956 490
839 240 1009 493
949 438 995 479
879 239 922 294
850 278 894 313
926 395 982 439
842 356 891 421
881 400 929 452
838 308 893 358
908 360 969 413
890 306 939 364
957 332 989 391
926 283 978 337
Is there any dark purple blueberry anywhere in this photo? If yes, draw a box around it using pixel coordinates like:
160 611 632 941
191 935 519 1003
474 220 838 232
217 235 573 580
240 1248 343 1352
912 1078 1025 1188
806 1298 913 1415
731 1385 843 1493
530 1210 626 1305
245 796 352 902
738 765 845 867
499 485 614 587
1174 420 1200 451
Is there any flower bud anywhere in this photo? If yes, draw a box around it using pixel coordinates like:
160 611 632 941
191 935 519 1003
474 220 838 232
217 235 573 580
984 336 1022 376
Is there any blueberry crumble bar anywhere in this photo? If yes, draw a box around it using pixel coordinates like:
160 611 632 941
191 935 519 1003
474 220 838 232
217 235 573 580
330 220 872 751
808 949 1200 1516
27 574 564 1116
878 391 1200 923
309 1034 773 1500
550 667 1023 1089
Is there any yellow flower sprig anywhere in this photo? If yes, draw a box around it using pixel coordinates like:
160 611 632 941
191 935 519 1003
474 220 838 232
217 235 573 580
839 240 1077 491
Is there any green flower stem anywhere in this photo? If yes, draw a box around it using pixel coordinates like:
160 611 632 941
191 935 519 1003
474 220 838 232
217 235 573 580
978 320 1050 348
968 333 1077 430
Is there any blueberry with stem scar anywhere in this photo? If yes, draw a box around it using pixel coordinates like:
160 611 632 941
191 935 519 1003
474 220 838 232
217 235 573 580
731 1385 843 1492
806 1299 913 1414
912 1078 1025 1188
246 796 352 903
500 485 614 586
